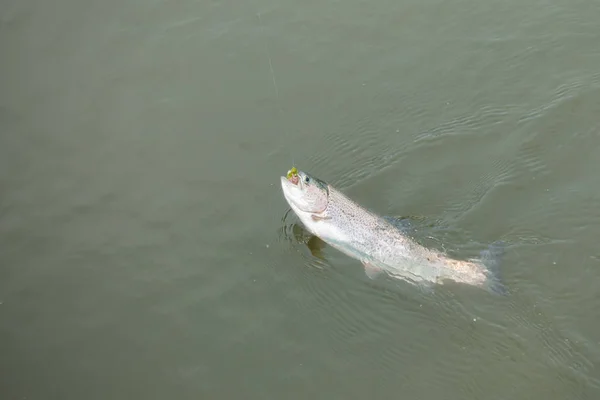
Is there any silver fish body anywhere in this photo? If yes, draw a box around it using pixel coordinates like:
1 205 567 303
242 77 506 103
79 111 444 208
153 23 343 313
280 169 503 292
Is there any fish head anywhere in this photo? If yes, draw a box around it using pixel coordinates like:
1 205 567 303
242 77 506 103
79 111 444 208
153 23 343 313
280 168 329 214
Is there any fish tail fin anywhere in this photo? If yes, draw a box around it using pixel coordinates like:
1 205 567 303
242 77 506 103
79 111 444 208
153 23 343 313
479 241 509 296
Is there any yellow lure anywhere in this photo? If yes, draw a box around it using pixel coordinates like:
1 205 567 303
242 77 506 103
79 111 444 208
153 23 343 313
286 166 298 180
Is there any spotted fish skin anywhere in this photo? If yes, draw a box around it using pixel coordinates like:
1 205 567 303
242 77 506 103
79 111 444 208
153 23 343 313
280 169 503 293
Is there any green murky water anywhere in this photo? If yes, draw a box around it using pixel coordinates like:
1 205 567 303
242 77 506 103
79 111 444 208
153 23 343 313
1 0 600 398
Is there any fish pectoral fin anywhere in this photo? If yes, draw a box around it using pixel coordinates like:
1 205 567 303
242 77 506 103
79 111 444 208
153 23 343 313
362 261 384 280
311 214 331 222
306 235 327 257
435 276 447 285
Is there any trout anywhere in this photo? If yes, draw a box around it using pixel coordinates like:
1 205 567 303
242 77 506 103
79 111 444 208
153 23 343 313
280 168 505 293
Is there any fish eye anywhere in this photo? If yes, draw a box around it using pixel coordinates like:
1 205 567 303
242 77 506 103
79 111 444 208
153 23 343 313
305 176 310 183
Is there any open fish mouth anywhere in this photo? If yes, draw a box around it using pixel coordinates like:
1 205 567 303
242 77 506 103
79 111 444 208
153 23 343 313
286 167 299 185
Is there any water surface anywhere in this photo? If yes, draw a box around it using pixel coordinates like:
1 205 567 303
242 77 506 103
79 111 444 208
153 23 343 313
1 0 600 398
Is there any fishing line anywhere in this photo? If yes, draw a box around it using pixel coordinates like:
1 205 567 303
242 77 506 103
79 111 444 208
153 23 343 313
256 12 295 168
256 11 297 247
